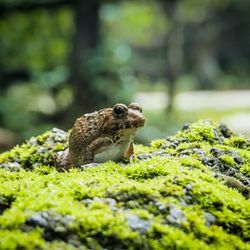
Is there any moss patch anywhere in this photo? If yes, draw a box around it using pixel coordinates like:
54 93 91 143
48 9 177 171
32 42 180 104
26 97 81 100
0 120 249 249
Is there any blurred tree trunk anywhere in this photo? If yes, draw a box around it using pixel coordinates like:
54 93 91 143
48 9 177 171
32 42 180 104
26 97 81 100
161 0 184 113
70 0 101 115
193 20 220 90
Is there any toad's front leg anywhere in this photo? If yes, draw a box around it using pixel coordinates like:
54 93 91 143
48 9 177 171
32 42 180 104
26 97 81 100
84 137 113 163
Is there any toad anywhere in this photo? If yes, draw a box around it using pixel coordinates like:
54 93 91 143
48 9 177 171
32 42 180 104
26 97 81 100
55 103 145 170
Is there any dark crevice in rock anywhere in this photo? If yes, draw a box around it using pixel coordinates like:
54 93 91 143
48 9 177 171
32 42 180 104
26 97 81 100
0 195 15 215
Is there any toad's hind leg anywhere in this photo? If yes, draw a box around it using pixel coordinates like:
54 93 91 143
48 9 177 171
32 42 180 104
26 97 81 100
54 148 75 171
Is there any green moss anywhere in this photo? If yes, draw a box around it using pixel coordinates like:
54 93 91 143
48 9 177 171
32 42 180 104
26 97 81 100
175 120 218 143
150 139 166 149
240 164 250 177
219 155 235 165
0 230 45 250
224 136 249 149
0 120 249 249
180 156 207 170
0 128 68 171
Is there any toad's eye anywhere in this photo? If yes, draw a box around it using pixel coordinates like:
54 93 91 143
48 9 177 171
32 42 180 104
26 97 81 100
113 104 127 118
128 103 142 113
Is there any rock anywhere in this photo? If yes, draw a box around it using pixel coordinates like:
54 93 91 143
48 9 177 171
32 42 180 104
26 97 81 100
0 120 249 249
210 148 223 157
105 198 117 208
167 205 187 227
204 212 216 226
126 214 152 234
22 210 79 244
182 123 190 131
0 128 69 171
219 123 233 138
137 154 152 160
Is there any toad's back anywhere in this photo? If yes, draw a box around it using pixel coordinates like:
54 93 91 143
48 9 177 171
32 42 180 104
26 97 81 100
69 110 108 162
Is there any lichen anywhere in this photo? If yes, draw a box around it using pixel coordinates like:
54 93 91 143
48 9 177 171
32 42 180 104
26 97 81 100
0 120 249 249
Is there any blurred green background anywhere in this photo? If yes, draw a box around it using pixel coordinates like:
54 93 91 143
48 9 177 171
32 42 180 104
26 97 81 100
0 0 250 151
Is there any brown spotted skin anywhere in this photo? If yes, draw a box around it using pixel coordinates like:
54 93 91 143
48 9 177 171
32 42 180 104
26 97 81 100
55 103 144 169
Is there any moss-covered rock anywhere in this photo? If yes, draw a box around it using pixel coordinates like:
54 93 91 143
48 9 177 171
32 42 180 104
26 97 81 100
0 120 249 250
